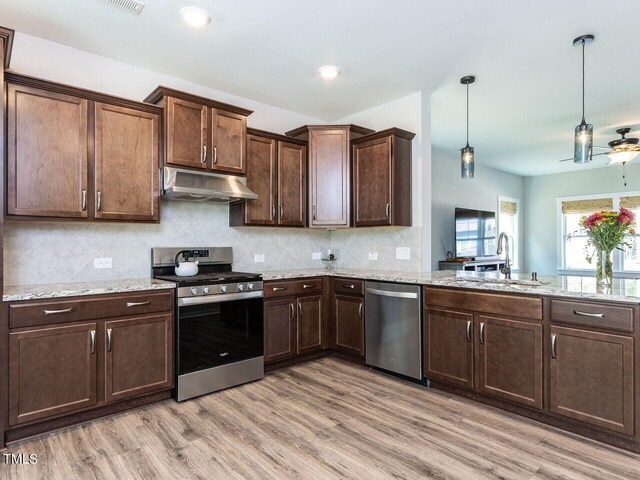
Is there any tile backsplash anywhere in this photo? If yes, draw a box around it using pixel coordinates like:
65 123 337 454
4 202 423 285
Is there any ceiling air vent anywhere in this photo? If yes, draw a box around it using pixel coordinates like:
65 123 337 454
103 0 145 15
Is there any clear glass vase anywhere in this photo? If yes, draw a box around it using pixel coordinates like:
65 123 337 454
596 248 613 287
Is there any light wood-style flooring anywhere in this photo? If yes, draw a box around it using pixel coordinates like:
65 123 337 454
2 357 640 479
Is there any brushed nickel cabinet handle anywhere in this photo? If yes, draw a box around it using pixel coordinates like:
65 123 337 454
213 146 218 164
312 205 317 221
127 300 151 307
43 307 73 316
90 330 96 354
273 287 287 292
107 328 113 352
97 191 102 212
480 322 485 344
298 303 302 319
385 203 390 220
466 320 472 342
280 205 284 219
358 303 363 320
551 333 557 359
574 310 605 319
289 303 294 320
202 145 207 163
81 189 87 211
343 284 355 289
303 284 315 289
271 204 276 220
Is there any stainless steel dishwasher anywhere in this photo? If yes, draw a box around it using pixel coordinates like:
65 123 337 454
365 281 422 380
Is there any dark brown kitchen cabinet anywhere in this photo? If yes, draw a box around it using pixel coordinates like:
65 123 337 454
297 295 323 354
6 83 88 218
334 294 364 356
286 124 374 228
352 128 415 227
230 129 306 227
8 322 98 426
477 316 543 409
94 103 159 221
5 73 162 223
145 87 252 175
264 298 297 363
424 308 474 389
104 314 173 403
550 325 634 435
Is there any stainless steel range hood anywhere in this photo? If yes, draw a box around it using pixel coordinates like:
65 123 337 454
162 167 258 203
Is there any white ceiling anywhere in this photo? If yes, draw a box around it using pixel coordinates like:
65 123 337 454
1 0 639 177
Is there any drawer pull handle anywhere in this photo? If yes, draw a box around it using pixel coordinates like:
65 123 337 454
551 333 558 359
127 301 151 307
466 320 472 342
480 322 485 345
574 310 605 319
43 307 73 316
358 303 363 320
343 284 355 289
90 330 96 354
107 328 113 352
289 303 294 320
273 287 287 292
303 284 315 289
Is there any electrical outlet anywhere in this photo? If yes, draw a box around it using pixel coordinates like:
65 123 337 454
312 252 322 260
368 252 378 261
396 247 411 260
94 258 112 269
254 253 265 263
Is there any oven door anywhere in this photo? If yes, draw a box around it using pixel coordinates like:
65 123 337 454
177 293 264 376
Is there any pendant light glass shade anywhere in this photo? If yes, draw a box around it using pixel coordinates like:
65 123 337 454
574 120 593 164
461 145 474 179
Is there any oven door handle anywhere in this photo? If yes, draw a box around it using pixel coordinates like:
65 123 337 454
178 290 264 306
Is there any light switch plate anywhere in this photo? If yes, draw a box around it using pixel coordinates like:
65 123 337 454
254 254 265 263
94 258 112 269
368 252 378 261
396 247 411 260
312 252 322 260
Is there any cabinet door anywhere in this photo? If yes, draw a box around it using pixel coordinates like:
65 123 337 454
335 295 364 356
278 141 306 226
9 323 97 426
309 128 349 227
477 316 543 409
94 103 159 221
425 308 474 389
264 299 297 364
104 314 173 403
245 134 277 225
211 109 246 174
7 84 88 218
550 326 634 435
165 96 207 169
353 136 392 226
297 295 323 354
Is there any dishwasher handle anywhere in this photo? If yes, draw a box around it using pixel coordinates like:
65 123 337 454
366 288 418 299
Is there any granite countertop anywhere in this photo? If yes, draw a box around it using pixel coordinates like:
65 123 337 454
3 278 177 302
260 268 640 304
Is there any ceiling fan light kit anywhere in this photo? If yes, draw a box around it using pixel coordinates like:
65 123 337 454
460 75 476 179
573 34 595 164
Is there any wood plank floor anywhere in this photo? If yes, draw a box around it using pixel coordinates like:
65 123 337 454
2 357 640 479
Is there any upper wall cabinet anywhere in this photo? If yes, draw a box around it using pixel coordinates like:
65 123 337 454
5 74 161 222
286 125 374 228
230 128 307 227
351 128 415 227
145 87 252 175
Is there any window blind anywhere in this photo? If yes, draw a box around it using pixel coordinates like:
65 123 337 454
499 200 517 215
620 196 640 210
561 198 613 214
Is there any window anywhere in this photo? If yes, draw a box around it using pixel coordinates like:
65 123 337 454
559 192 640 275
497 197 519 269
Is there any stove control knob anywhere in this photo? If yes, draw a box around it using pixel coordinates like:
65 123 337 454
202 286 210 294
238 284 245 291
190 287 199 296
248 283 254 290
220 285 228 293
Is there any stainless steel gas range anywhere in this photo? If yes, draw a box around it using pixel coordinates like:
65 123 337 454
152 247 264 401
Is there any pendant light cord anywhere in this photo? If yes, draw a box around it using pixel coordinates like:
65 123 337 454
581 39 586 122
466 82 469 146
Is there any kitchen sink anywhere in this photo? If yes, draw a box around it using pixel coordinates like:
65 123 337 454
453 276 548 287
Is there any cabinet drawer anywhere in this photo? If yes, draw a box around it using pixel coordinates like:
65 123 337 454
9 290 174 328
264 278 323 298
550 299 634 333
424 287 542 320
333 278 364 296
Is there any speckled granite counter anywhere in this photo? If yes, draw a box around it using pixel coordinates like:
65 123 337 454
260 268 640 304
3 278 177 302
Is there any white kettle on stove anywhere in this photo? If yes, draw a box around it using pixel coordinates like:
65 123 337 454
174 250 199 276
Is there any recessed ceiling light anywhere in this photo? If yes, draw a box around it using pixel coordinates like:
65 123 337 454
180 7 211 28
318 66 341 80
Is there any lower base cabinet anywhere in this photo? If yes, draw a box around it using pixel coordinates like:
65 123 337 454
334 295 364 356
297 295 322 354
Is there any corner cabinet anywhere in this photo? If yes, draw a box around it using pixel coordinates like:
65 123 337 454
6 74 161 222
145 87 251 175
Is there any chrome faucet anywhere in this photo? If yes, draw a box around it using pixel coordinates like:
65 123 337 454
497 232 511 279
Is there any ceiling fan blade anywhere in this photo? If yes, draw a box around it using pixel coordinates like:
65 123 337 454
558 152 609 163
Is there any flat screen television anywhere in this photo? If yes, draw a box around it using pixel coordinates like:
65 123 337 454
455 208 497 259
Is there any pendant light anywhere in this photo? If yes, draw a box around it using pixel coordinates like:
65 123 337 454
460 75 476 179
573 34 595 164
